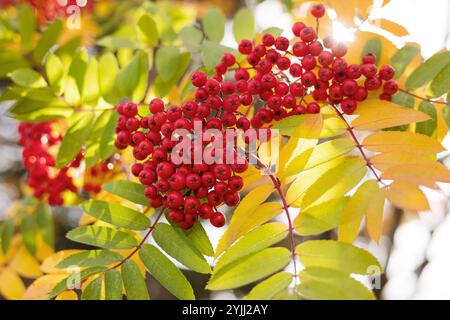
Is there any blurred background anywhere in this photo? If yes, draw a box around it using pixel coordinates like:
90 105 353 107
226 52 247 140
1 0 450 300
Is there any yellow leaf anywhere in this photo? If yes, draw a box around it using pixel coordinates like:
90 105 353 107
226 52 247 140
283 138 355 177
23 274 67 300
384 182 430 211
301 157 367 209
366 188 386 243
370 19 409 37
233 202 283 242
436 104 449 142
381 163 450 189
215 185 275 258
279 114 323 176
40 250 83 274
362 131 445 154
35 234 54 262
352 99 430 131
338 180 379 243
286 157 347 207
327 0 357 27
56 290 78 300
371 151 437 171
10 246 42 278
0 268 25 300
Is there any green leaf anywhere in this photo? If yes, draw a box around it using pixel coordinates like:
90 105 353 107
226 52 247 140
406 51 450 89
137 14 159 46
121 260 150 300
392 91 415 107
99 111 119 160
19 5 36 50
103 180 148 206
45 53 65 93
85 110 116 167
152 223 211 274
442 104 450 128
98 53 120 103
262 27 283 37
180 26 203 53
81 57 100 104
97 36 140 50
415 101 436 136
21 215 37 255
80 199 150 231
56 112 94 168
300 157 366 208
296 240 382 275
154 52 191 98
57 250 123 268
36 204 55 248
201 41 238 71
49 266 107 299
1 219 15 255
215 222 288 272
294 197 348 236
206 247 291 291
202 8 226 42
156 46 180 82
34 20 63 63
139 244 195 300
297 267 375 300
104 269 123 300
391 45 420 79
81 276 102 300
245 272 292 300
183 223 214 257
361 37 382 65
429 62 450 98
9 69 47 88
233 8 255 42
66 226 138 249
115 51 149 102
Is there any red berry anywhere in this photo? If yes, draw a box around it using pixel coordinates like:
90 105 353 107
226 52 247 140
191 71 207 87
224 190 240 207
210 212 226 227
292 22 306 37
238 39 253 54
362 53 376 64
341 98 357 114
167 191 184 209
307 102 321 114
262 33 275 46
300 27 316 42
379 64 395 80
149 98 165 113
311 3 326 18
275 36 290 51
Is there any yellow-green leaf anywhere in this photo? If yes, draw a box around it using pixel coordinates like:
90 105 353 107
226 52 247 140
121 260 149 300
153 223 211 274
139 244 195 300
339 180 380 243
294 197 348 236
297 267 375 300
66 226 138 250
104 269 122 300
301 157 367 209
215 184 275 257
215 222 288 272
207 247 290 291
296 240 382 275
244 272 292 300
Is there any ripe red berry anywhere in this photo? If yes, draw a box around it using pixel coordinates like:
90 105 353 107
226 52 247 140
362 53 376 64
262 33 275 46
191 71 207 87
292 22 306 37
275 36 290 51
210 212 226 227
341 98 357 114
238 39 253 54
307 102 321 114
149 98 165 113
300 27 316 42
379 64 395 80
167 191 184 209
383 80 398 94
311 3 326 18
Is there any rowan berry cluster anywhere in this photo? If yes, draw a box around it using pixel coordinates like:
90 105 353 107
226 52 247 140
18 122 80 205
114 3 398 229
82 158 119 195
115 99 250 229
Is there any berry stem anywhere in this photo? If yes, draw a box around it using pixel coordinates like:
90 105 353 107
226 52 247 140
110 207 166 269
398 88 450 107
249 154 298 281
330 104 385 185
